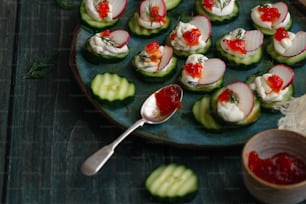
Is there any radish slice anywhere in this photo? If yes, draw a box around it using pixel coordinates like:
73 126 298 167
158 46 173 70
245 30 264 52
109 0 128 19
226 82 254 117
109 30 130 48
272 2 289 28
269 64 294 89
283 31 306 57
139 0 167 19
188 15 212 43
198 58 226 85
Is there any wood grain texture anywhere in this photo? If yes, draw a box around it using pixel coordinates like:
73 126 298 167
1 0 306 204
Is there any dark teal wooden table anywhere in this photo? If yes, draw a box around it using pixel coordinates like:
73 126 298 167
1 0 306 203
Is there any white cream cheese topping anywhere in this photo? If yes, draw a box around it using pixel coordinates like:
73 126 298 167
273 32 295 55
181 54 207 86
89 33 128 56
205 0 235 16
85 0 113 21
217 101 245 122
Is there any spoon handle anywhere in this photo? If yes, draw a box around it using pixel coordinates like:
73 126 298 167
81 118 146 176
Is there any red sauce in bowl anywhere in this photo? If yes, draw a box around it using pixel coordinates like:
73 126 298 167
248 151 306 185
155 85 182 116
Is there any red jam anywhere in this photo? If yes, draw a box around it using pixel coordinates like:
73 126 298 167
225 39 246 54
257 6 280 22
274 27 289 41
267 75 283 93
202 0 215 10
155 85 182 116
183 28 201 46
248 151 306 185
183 62 203 78
98 0 110 19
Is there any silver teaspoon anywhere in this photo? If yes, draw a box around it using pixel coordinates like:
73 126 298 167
81 84 183 176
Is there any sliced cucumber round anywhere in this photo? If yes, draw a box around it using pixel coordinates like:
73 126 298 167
165 0 182 11
179 76 224 93
192 95 223 131
252 18 292 36
83 40 129 64
216 37 262 69
166 37 212 58
128 13 171 37
266 41 306 67
195 0 239 23
80 0 119 31
90 73 135 107
145 163 199 203
132 56 178 83
210 88 261 127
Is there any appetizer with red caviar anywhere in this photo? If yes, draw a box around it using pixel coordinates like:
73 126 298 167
132 41 177 82
128 0 171 37
267 27 306 66
80 0 127 30
83 29 130 64
195 0 239 23
247 64 295 110
193 82 260 131
250 2 292 35
179 54 226 92
166 15 212 58
216 28 264 68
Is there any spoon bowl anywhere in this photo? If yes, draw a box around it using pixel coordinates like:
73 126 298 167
81 84 183 176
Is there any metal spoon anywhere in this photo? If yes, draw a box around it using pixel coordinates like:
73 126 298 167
81 84 183 176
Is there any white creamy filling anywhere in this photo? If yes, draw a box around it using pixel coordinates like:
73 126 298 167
273 32 295 55
85 0 113 21
89 34 128 56
220 28 252 57
181 54 207 86
137 14 165 29
170 22 206 51
134 46 172 72
251 5 291 29
217 101 245 122
206 0 235 16
250 74 289 102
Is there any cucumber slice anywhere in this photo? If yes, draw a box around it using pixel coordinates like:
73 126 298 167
210 88 261 126
83 40 129 64
192 95 223 131
132 56 178 83
90 73 135 106
80 0 119 31
179 75 224 93
165 0 182 10
145 163 199 203
216 37 262 69
267 41 306 67
128 13 171 37
166 37 212 58
195 0 239 23
252 18 292 36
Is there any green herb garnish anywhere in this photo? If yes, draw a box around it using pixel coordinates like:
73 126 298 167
24 53 58 79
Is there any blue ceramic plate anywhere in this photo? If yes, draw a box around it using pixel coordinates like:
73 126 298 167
70 0 306 147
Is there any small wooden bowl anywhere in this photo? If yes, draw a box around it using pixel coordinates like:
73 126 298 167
242 129 306 204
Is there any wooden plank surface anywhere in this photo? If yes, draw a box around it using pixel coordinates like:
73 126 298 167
0 1 18 202
2 0 306 203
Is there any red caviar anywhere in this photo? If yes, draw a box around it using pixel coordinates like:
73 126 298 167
183 63 203 78
257 6 280 22
218 89 237 103
274 27 289 41
145 41 160 54
202 0 215 10
267 75 283 93
98 0 110 19
225 39 246 54
155 85 182 116
183 28 202 46
100 29 110 37
248 151 306 185
149 6 166 24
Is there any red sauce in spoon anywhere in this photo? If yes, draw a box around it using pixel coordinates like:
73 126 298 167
248 151 306 185
155 85 182 116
